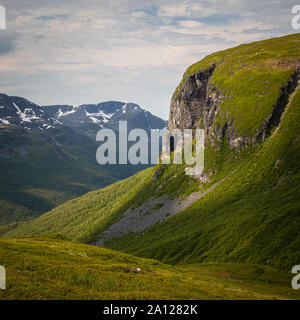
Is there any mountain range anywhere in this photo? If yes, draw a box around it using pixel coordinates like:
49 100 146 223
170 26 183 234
42 101 166 140
0 94 167 224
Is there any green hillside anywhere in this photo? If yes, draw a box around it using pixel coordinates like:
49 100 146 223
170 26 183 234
0 238 299 300
0 125 145 225
4 34 300 274
107 87 300 272
2 168 154 241
0 126 116 224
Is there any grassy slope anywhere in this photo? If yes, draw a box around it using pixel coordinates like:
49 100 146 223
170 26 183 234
4 34 300 273
0 238 299 300
3 158 207 242
3 168 154 242
106 88 300 272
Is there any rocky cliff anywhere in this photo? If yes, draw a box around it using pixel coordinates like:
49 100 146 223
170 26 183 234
169 34 300 151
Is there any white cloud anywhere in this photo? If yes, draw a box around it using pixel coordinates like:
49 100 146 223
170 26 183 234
158 1 216 17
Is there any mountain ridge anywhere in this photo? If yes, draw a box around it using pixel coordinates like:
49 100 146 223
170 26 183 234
42 100 167 141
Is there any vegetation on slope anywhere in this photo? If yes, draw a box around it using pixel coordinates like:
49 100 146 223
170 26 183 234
0 126 115 224
4 161 203 243
4 34 300 274
0 238 299 300
106 88 300 272
0 125 147 224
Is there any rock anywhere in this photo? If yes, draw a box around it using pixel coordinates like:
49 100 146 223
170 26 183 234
152 165 165 182
230 137 244 150
196 175 211 183
125 267 141 273
169 65 216 130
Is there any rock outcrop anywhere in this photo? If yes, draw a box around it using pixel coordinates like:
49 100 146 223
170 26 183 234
169 64 300 151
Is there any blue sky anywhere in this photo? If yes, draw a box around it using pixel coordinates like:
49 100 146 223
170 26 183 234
0 0 298 119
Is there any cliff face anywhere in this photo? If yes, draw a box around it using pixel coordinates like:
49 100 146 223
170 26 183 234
168 65 216 130
168 65 234 149
168 34 300 151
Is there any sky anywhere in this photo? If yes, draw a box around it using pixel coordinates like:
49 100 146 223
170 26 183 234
0 0 298 119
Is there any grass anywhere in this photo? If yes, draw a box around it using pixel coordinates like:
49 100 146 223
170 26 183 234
2 33 300 278
3 168 155 243
0 238 299 300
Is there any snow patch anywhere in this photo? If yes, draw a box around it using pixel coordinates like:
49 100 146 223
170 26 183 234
122 103 127 114
13 102 41 122
0 118 10 124
85 109 115 124
57 107 76 118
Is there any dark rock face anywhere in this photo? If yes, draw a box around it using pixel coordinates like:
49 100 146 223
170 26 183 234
168 65 216 130
168 64 234 149
257 66 300 140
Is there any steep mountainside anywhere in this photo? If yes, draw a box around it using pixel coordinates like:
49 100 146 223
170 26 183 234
5 33 300 272
0 95 167 224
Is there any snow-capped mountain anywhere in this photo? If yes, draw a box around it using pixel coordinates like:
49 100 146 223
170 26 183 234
0 94 167 223
0 94 167 138
42 101 168 136
0 93 61 130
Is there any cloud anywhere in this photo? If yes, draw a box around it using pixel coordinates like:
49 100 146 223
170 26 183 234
0 31 19 55
158 1 216 18
36 14 69 21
